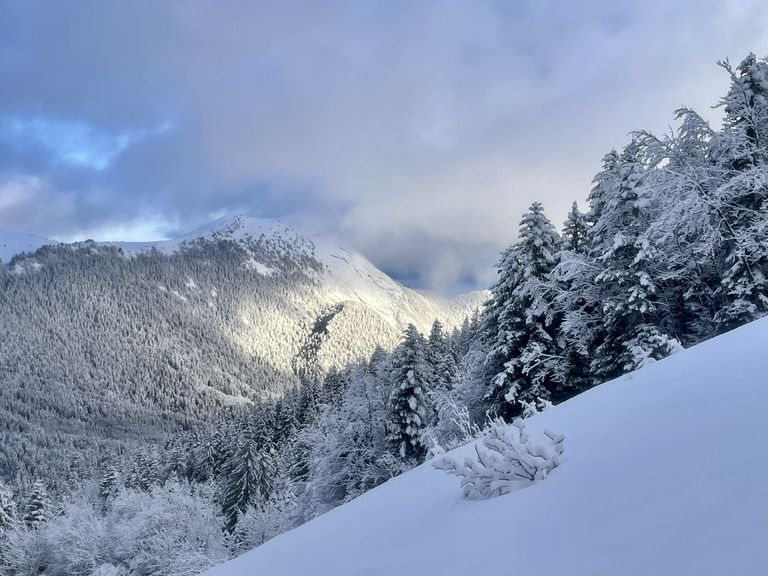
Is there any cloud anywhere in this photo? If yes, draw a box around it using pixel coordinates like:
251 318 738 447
0 174 76 231
1 0 768 293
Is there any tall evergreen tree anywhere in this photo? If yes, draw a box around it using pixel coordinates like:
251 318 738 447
426 319 458 391
586 142 679 380
562 201 589 254
23 480 49 529
387 325 432 461
717 53 768 170
481 202 564 418
220 423 277 532
705 55 768 329
99 465 120 504
0 481 16 534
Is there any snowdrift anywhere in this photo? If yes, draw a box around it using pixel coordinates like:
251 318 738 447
204 316 768 576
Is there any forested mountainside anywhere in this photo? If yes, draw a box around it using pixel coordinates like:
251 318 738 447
0 217 483 490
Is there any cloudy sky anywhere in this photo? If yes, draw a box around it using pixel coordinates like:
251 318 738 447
1 1 768 294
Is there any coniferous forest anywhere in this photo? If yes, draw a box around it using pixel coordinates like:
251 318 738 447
2 54 768 576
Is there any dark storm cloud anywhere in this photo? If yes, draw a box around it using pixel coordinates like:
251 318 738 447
1 0 767 292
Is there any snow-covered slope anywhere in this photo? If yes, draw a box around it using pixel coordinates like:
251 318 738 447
2 215 483 392
2 215 484 335
0 227 57 263
205 317 768 576
114 214 486 334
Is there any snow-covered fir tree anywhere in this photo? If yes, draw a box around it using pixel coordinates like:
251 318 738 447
480 202 565 418
0 481 16 535
426 320 458 391
98 465 120 505
585 142 680 380
220 420 278 532
23 481 49 530
562 201 589 254
387 325 433 461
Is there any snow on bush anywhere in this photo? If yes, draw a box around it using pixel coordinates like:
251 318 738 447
432 419 564 499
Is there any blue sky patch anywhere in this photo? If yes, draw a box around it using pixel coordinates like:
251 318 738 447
0 116 171 171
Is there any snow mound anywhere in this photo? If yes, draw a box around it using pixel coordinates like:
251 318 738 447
204 316 768 576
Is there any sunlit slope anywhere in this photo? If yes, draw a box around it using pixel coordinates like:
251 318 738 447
205 317 768 576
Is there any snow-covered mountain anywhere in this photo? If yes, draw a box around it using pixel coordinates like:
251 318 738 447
102 214 486 379
112 214 485 334
0 227 57 264
204 316 768 576
0 216 484 485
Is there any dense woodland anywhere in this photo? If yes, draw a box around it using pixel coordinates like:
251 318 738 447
0 225 476 495
3 54 768 576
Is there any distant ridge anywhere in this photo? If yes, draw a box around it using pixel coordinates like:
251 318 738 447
0 227 57 263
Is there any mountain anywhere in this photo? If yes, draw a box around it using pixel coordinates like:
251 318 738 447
0 216 484 487
203 316 768 576
0 228 57 264
108 214 485 379
115 214 484 336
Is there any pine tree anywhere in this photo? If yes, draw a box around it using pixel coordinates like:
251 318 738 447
706 55 768 329
220 424 277 532
633 110 721 343
23 480 49 529
426 319 458 390
717 53 768 170
99 464 120 504
480 202 564 418
562 201 589 253
586 142 679 380
0 481 16 534
124 449 159 491
387 324 432 461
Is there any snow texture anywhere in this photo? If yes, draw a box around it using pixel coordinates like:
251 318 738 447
204 316 768 576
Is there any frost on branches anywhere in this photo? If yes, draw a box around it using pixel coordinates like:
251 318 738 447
432 419 564 500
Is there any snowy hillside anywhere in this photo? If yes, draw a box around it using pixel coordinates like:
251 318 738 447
0 227 57 263
1 215 485 337
114 214 486 334
0 216 485 485
205 316 768 576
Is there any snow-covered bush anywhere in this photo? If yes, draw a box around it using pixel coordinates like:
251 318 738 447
0 523 47 576
106 482 228 576
433 419 565 499
0 482 228 576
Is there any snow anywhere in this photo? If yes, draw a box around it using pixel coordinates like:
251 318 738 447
0 227 57 263
199 385 252 407
242 258 274 275
204 316 768 576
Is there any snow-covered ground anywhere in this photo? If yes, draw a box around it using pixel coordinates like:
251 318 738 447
205 316 768 576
